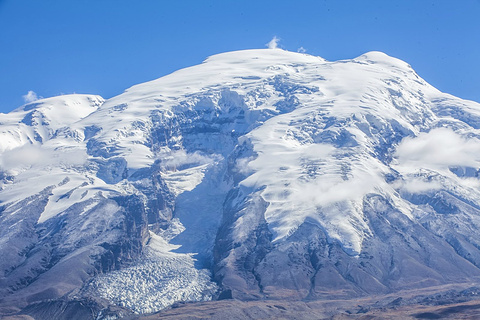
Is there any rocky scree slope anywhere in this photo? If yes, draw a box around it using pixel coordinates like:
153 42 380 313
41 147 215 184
1 49 480 318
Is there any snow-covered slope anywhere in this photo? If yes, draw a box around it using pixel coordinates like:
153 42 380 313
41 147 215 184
2 48 480 318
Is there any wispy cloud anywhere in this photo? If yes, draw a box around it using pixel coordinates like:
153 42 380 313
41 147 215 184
0 145 87 172
398 178 443 193
266 36 280 49
159 149 221 171
394 128 480 170
22 91 40 103
297 47 306 53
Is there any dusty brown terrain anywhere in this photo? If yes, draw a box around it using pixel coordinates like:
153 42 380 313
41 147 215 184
2 283 480 319
126 283 480 320
127 299 480 320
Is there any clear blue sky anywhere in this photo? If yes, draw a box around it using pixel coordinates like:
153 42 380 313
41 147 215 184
1 0 479 113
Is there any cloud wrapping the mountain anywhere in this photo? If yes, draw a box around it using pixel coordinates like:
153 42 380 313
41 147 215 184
0 145 87 172
395 128 480 170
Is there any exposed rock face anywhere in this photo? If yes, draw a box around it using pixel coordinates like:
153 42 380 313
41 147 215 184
2 49 480 318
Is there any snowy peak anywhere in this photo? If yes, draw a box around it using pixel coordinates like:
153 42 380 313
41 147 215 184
2 49 480 317
14 94 103 114
12 94 104 129
203 48 326 65
77 49 445 256
0 94 103 152
354 51 413 70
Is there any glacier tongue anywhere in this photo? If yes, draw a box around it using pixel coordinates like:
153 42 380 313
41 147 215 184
83 232 218 314
3 49 480 317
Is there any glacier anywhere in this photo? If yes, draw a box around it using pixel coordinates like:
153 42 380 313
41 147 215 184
2 48 480 318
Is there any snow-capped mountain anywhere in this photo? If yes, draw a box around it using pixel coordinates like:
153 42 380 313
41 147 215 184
2 48 480 318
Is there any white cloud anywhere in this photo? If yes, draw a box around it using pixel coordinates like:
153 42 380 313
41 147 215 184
0 145 44 170
293 167 381 208
266 36 280 49
23 90 40 103
160 149 220 171
394 128 480 171
0 145 87 172
297 47 306 53
399 178 443 193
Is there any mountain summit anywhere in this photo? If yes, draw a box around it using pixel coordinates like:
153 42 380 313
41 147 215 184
2 49 480 318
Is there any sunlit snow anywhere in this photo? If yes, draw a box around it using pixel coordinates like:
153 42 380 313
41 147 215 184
3 49 480 313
